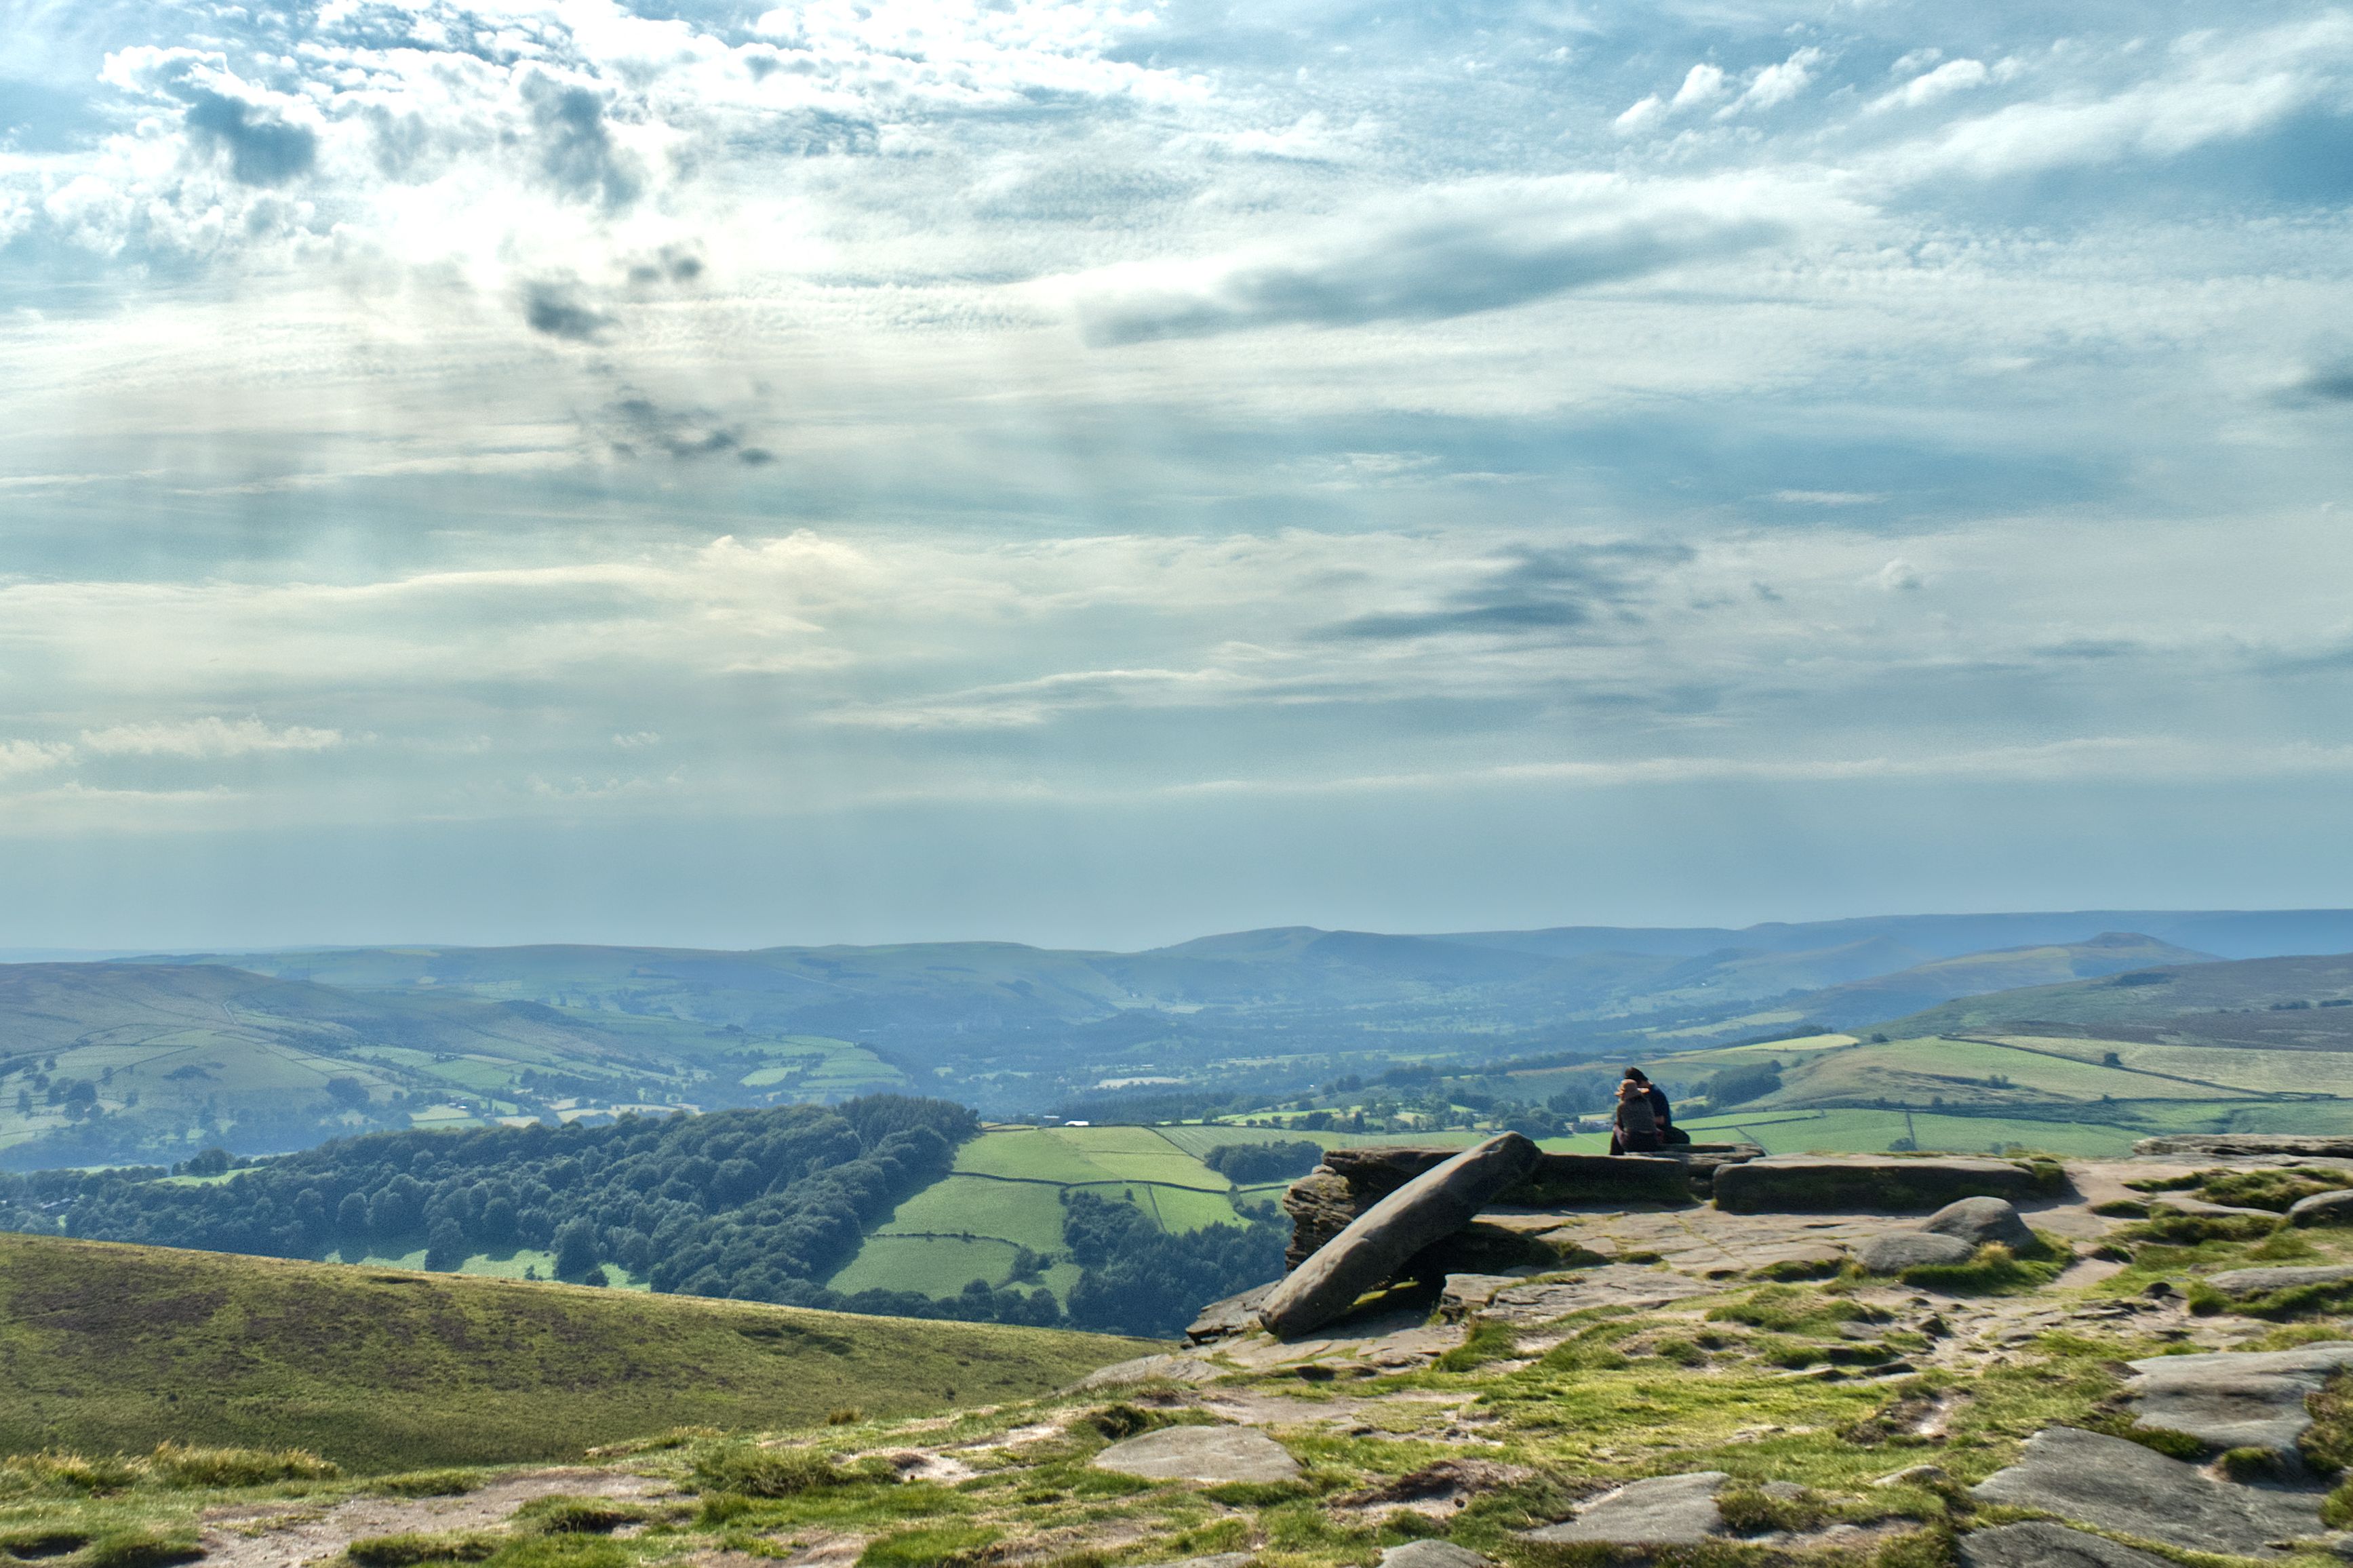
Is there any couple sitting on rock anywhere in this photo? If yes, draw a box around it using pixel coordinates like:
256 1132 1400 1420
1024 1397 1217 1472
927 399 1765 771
1610 1068 1690 1154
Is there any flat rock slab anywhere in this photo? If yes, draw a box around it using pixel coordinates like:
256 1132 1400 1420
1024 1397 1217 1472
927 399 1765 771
1471 1266 1711 1327
1715 1156 2043 1214
1971 1426 2319 1558
1958 1522 2177 1568
1187 1285 1278 1343
1377 1544 1495 1568
2291 1190 2353 1226
1856 1232 1976 1272
2151 1195 2278 1219
1093 1426 1301 1485
2123 1342 2353 1456
1142 1556 1256 1568
1924 1196 2037 1249
2204 1263 2353 1298
1521 1472 1728 1545
2137 1135 2353 1159
1072 1353 1225 1390
1261 1133 1541 1339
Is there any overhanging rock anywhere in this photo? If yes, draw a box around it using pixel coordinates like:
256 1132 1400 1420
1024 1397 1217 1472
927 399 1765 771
1259 1133 1541 1339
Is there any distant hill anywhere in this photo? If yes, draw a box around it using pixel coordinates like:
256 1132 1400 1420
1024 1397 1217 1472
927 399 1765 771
0 962 906 1168
1882 950 2353 1047
125 910 2353 1119
1773 933 2219 1030
0 1228 1147 1469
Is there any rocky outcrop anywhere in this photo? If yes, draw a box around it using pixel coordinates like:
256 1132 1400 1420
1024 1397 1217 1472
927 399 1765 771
1971 1426 2319 1558
1259 1133 1541 1339
2123 1342 2353 1460
2133 1133 2353 1159
1957 1522 2175 1568
1281 1143 1752 1266
1714 1154 2052 1213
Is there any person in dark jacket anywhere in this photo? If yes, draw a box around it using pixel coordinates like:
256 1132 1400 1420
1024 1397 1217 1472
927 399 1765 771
1612 1077 1661 1154
1610 1068 1683 1154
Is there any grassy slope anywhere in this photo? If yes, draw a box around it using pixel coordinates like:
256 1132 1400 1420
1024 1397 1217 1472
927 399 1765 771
0 1232 1151 1471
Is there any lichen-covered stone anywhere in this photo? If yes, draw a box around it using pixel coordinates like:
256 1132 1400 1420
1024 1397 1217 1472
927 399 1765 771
1855 1231 1976 1272
1093 1426 1301 1484
1520 1472 1728 1545
2290 1189 2353 1226
1922 1196 2037 1250
2202 1263 2353 1298
1971 1426 2319 1557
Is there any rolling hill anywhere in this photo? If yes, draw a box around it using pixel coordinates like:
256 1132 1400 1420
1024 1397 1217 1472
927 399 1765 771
0 1229 1149 1469
126 910 2353 1120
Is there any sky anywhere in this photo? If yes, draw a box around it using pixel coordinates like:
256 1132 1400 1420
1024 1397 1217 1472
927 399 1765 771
1 0 2351 952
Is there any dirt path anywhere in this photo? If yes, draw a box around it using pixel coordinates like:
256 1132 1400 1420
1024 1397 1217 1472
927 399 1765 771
199 1469 677 1568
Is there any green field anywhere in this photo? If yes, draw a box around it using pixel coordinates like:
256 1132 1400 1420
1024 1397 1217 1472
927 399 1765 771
827 1124 1332 1302
0 1231 1151 1471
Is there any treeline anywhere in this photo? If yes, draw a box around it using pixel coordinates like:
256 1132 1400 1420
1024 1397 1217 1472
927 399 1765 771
35 1097 974 1304
0 1095 1292 1338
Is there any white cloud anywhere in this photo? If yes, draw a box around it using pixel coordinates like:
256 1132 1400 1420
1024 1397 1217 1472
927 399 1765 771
1876 559 1925 592
1720 47 1825 117
79 717 344 757
1867 58 1990 113
1613 94 1664 134
1671 63 1726 109
0 741 73 780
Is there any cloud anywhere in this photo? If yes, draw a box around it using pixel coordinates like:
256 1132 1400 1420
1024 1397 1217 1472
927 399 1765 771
521 279 616 342
1071 176 1808 344
1876 559 1924 592
1720 47 1824 117
1672 64 1726 109
1324 541 1693 641
1773 489 1888 506
1613 94 1663 134
1867 58 1991 114
2279 363 2353 405
0 741 72 780
102 47 319 187
521 73 644 213
79 717 342 758
604 397 772 462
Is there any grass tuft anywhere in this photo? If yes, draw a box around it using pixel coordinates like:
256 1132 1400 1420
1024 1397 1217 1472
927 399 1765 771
344 1535 498 1567
374 1471 483 1499
689 1444 849 1498
145 1442 338 1488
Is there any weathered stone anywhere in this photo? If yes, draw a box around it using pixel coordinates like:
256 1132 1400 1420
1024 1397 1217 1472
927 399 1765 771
1281 1168 1360 1269
1922 1196 2038 1250
1187 1284 1278 1343
2204 1263 2353 1298
1141 1556 1255 1568
2123 1342 2353 1458
1259 1133 1543 1339
2291 1190 2353 1226
1071 1353 1223 1390
1520 1472 1727 1545
1958 1521 2177 1568
1970 1426 2320 1558
1855 1231 1977 1272
1377 1544 1493 1568
1467 1266 1711 1327
1437 1274 1526 1320
1092 1426 1301 1485
2150 1195 2278 1220
1336 1460 1530 1516
1714 1155 2047 1213
2136 1134 2353 1159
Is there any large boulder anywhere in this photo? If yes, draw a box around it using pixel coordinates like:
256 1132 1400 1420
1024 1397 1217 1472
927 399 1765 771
1958 1522 2176 1568
1714 1155 2049 1213
2202 1263 2353 1299
2124 1342 2353 1459
1855 1231 1977 1273
1520 1473 1728 1545
1092 1426 1301 1485
1922 1196 2038 1249
1259 1133 1542 1339
1187 1284 1277 1343
1971 1426 2319 1558
2290 1189 2353 1226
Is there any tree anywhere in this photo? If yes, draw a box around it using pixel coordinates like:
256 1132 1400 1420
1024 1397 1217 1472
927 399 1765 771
335 1191 370 1242
424 1218 467 1271
553 1217 599 1280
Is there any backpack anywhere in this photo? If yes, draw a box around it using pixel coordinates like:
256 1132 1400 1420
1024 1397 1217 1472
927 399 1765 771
1618 1094 1658 1140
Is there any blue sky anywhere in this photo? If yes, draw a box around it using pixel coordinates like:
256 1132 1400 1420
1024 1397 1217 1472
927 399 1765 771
0 0 2350 950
